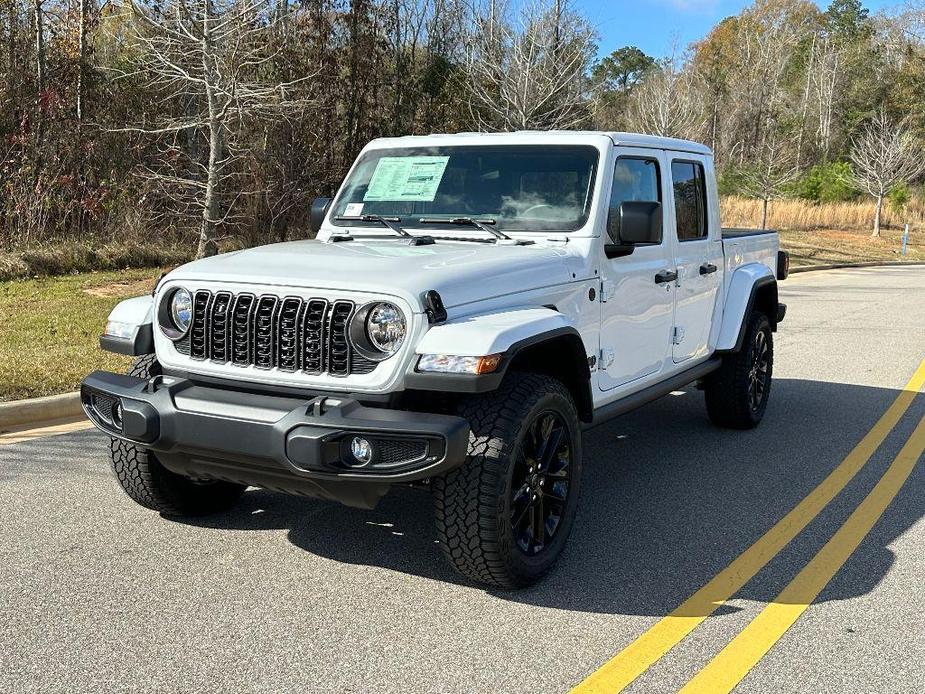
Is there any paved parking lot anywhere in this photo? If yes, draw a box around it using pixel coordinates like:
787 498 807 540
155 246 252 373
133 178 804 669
2 266 924 693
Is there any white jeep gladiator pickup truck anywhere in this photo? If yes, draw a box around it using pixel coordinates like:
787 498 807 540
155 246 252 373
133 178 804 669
82 131 788 587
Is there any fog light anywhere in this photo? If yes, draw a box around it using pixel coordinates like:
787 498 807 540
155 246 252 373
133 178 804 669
111 400 123 430
350 436 374 466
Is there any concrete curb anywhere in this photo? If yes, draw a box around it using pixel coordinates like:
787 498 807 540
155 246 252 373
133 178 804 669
0 392 83 429
790 260 925 274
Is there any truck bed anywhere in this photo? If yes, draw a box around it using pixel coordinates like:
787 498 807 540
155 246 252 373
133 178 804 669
722 227 779 278
721 227 777 239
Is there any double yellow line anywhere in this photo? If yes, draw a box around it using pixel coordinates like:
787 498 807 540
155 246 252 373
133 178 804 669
572 356 925 694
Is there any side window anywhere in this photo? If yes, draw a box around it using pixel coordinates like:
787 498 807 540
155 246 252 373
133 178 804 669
608 157 661 243
671 161 708 241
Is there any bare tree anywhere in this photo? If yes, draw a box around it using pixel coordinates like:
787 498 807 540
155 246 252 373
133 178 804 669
811 36 844 161
624 52 705 139
33 0 44 95
109 0 312 257
849 110 925 237
77 0 89 122
33 0 45 144
739 136 799 230
6 0 17 106
464 0 596 131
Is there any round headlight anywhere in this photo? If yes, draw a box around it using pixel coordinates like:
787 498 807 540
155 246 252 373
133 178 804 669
366 302 406 355
170 288 193 333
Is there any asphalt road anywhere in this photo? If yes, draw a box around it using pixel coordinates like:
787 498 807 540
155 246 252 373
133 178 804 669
2 266 924 694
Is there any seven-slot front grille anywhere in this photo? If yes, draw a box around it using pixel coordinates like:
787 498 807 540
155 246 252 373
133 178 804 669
173 291 378 376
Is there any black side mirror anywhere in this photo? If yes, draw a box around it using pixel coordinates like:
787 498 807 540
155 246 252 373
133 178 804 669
617 201 662 244
605 201 662 259
309 197 332 235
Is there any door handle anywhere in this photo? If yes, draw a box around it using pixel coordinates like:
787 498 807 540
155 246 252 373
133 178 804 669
699 263 718 275
655 270 678 284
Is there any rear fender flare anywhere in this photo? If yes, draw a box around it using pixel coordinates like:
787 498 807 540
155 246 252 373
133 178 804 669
716 265 777 353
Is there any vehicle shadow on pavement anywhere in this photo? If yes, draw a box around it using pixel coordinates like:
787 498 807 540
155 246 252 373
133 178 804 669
178 377 924 616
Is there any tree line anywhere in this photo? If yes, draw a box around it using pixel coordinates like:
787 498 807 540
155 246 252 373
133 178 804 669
1 0 924 259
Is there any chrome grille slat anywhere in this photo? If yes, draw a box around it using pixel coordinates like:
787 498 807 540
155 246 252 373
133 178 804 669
178 290 369 377
231 293 256 366
190 290 212 360
301 299 328 374
209 292 233 362
253 296 279 369
276 298 302 372
327 301 354 377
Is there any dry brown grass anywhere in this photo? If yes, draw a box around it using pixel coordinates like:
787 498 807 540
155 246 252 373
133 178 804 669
721 195 925 232
778 227 925 267
0 240 193 281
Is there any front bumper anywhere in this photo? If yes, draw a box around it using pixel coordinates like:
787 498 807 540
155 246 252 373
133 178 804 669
80 371 470 509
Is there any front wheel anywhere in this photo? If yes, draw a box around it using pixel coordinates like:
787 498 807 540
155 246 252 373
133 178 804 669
432 373 583 588
704 312 774 429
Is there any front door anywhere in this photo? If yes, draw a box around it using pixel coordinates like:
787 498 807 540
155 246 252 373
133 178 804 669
598 151 676 391
668 158 723 363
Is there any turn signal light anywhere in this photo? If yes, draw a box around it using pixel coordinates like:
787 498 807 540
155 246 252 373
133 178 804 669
417 353 503 375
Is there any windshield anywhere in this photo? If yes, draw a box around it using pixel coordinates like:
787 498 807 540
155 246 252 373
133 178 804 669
331 145 599 233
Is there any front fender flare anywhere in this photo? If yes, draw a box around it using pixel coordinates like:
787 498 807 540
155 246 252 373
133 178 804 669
405 307 590 396
413 306 577 357
99 295 155 356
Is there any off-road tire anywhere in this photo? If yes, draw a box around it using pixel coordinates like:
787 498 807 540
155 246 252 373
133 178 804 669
704 312 774 429
108 354 246 516
432 373 583 588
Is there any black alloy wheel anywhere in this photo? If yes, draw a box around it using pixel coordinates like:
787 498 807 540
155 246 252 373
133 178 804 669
747 328 771 412
703 311 774 430
510 411 572 556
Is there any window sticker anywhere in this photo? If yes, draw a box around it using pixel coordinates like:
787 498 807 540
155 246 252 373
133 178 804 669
363 156 450 202
344 202 365 217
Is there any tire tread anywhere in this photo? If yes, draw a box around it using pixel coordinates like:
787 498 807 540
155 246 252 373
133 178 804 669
432 373 579 588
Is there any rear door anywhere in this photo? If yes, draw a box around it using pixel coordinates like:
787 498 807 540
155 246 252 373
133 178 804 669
668 157 723 363
598 150 676 391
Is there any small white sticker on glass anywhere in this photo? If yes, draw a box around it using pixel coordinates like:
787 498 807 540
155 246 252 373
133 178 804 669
363 156 450 202
344 202 364 217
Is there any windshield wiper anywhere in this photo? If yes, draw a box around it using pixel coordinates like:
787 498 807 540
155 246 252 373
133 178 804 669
418 217 512 242
335 214 411 238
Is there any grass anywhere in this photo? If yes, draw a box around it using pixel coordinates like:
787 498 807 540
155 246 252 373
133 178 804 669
0 240 192 281
721 195 925 267
779 227 925 267
0 268 164 401
721 195 925 231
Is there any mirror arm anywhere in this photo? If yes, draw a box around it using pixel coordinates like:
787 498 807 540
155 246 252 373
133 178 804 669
604 243 635 259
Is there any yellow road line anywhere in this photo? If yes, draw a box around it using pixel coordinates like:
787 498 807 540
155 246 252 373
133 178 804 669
680 411 925 694
0 417 93 445
571 357 925 694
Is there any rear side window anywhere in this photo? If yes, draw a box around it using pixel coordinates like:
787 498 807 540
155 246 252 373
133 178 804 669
608 157 661 241
671 161 708 241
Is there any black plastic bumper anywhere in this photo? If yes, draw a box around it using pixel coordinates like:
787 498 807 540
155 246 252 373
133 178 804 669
80 370 470 508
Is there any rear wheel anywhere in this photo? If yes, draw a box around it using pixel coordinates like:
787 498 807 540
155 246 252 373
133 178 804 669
108 355 246 516
432 373 582 588
704 312 773 429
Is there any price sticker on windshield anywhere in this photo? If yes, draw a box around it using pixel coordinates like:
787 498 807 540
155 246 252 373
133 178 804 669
363 156 450 202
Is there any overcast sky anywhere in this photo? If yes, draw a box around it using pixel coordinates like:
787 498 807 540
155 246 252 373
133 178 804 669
575 0 900 59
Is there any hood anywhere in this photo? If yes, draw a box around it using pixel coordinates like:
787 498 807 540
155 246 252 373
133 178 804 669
167 238 577 310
